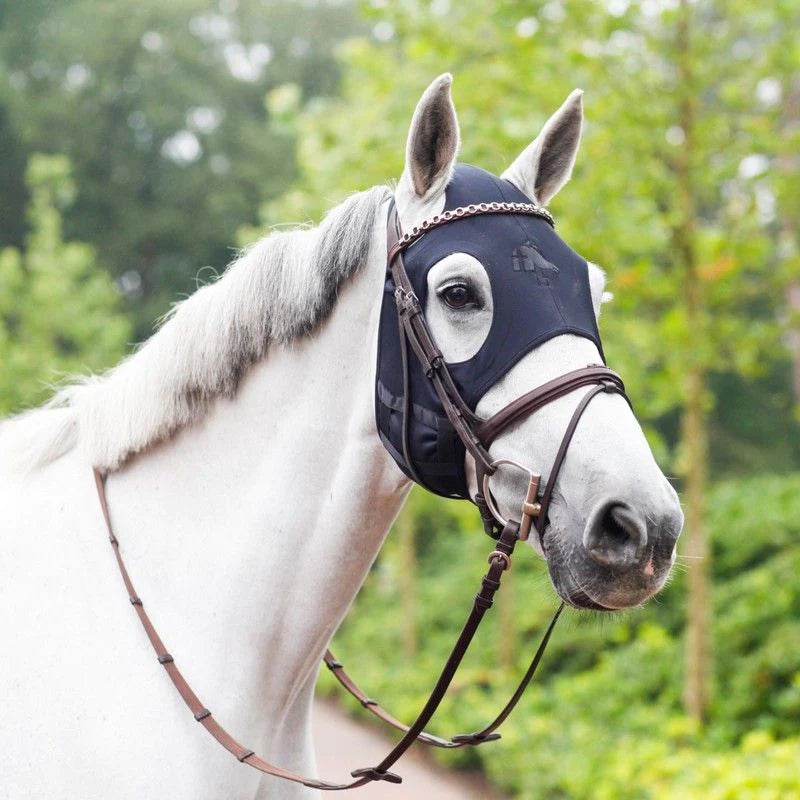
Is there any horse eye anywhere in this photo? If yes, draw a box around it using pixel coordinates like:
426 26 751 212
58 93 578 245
439 282 478 310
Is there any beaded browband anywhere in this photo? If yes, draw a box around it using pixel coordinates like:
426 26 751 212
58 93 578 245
387 201 555 264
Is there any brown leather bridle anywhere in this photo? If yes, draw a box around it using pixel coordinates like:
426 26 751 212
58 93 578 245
92 199 628 790
385 201 628 544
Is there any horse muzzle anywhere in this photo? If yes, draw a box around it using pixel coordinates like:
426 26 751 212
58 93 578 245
544 493 682 610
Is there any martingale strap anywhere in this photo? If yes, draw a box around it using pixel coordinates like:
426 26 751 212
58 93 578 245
322 601 563 748
93 470 559 789
91 197 631 790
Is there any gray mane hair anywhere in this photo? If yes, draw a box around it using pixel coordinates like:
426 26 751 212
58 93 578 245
1 185 391 473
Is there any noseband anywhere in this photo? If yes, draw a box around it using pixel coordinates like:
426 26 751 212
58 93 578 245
91 198 629 791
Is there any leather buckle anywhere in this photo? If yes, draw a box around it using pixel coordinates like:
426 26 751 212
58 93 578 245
487 550 511 571
481 460 542 539
425 353 443 378
394 287 421 318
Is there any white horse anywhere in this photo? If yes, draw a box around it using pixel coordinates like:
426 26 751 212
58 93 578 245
0 75 682 799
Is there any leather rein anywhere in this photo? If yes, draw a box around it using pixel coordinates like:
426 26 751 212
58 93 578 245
92 199 628 790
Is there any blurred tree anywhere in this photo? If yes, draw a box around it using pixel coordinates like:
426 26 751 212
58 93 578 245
0 103 27 249
761 3 800 409
672 0 710 725
396 497 417 656
0 154 131 414
0 0 361 337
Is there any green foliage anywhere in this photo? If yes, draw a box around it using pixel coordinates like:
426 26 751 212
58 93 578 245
321 474 800 798
0 155 131 414
263 0 799 475
0 0 362 337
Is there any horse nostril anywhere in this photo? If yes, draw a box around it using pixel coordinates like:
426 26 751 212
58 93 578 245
584 502 647 569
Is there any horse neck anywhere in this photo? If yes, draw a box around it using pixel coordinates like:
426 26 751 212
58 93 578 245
103 213 409 765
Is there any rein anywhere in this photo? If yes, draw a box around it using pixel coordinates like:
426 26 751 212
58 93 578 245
91 199 628 790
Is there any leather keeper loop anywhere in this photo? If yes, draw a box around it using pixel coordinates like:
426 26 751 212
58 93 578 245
157 654 174 664
351 767 403 784
474 595 493 611
522 501 541 517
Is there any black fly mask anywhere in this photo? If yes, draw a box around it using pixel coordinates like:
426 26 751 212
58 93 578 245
376 164 604 499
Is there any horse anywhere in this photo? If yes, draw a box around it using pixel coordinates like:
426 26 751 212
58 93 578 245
0 74 683 799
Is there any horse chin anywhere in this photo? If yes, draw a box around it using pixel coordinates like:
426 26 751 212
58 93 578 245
541 525 672 612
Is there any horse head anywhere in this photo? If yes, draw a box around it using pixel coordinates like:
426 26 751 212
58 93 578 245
386 75 683 610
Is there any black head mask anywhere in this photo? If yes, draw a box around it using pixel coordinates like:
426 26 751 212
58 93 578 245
376 164 603 499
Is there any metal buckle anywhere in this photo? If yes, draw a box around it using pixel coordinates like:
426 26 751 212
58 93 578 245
482 459 542 542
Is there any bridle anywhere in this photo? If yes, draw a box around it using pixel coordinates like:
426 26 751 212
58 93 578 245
385 200 628 543
92 198 629 790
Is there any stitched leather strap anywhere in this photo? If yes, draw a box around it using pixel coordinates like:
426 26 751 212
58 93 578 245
477 368 628 447
387 200 554 266
323 599 563 748
368 521 518 775
474 376 630 545
93 471 537 789
535 383 619 540
387 204 494 482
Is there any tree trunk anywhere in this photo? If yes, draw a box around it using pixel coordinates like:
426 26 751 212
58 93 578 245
675 0 712 723
397 508 417 656
787 280 800 406
779 85 800 407
682 367 711 721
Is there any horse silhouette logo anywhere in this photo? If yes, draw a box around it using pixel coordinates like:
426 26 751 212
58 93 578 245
512 242 560 286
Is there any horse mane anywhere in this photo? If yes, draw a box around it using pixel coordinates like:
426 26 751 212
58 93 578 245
0 185 391 473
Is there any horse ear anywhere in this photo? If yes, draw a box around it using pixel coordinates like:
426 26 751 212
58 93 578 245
502 89 584 206
403 74 460 200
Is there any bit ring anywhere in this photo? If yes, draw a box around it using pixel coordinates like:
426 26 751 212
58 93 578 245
482 459 542 541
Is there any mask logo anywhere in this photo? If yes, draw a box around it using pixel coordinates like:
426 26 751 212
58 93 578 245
512 242 559 286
